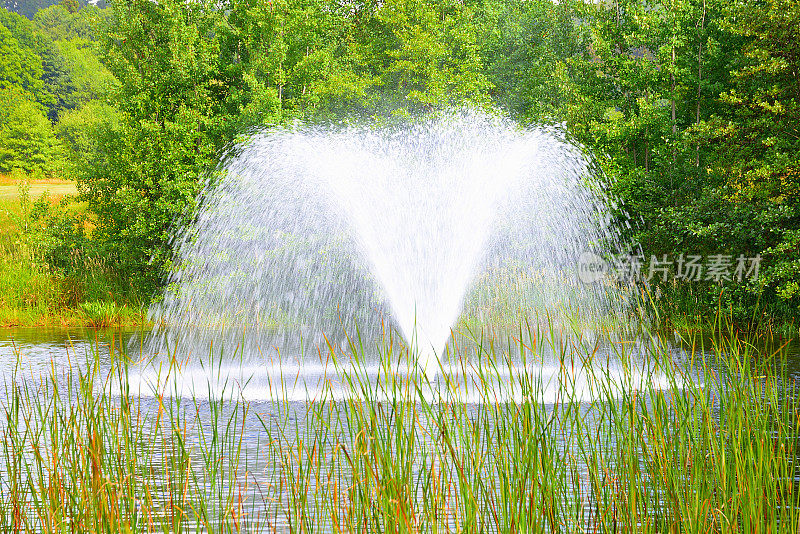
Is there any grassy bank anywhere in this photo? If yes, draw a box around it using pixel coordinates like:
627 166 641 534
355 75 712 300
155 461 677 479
0 173 795 337
649 287 799 340
0 323 797 532
0 176 148 328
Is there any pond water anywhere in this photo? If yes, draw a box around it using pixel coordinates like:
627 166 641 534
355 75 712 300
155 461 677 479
0 326 797 531
0 326 686 402
2 326 796 389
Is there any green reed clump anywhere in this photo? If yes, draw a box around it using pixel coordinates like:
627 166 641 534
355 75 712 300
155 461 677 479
0 338 265 533
0 323 798 533
265 326 800 533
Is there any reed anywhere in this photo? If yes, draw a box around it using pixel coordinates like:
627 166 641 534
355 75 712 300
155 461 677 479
0 321 797 533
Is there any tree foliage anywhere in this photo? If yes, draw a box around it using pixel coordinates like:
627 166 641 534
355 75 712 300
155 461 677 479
0 88 60 174
699 0 800 306
2 0 797 323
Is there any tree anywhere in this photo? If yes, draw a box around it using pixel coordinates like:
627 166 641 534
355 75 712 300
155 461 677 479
34 3 111 42
2 0 58 20
480 0 588 123
0 88 60 174
0 14 44 95
697 0 800 311
89 0 225 290
56 99 120 174
216 0 288 132
371 0 491 112
59 0 77 14
0 9 67 174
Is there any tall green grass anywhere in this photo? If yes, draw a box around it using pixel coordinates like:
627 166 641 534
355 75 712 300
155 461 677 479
0 185 147 327
0 323 797 532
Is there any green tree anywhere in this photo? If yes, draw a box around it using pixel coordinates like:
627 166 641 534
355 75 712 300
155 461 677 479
52 38 116 110
0 9 68 174
59 0 77 14
28 5 117 119
216 0 288 132
0 15 44 95
2 0 58 20
480 0 588 123
696 0 800 311
56 99 120 174
93 0 225 290
0 88 60 174
371 0 491 112
34 3 110 43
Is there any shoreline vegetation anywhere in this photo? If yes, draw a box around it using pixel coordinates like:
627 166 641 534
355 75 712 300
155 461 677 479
0 0 796 335
0 174 147 328
1 321 797 531
1 175 797 336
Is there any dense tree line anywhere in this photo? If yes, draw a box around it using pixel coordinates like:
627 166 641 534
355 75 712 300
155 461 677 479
1 0 797 324
0 0 114 177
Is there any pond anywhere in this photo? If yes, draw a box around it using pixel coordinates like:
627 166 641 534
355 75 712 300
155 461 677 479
0 326 798 532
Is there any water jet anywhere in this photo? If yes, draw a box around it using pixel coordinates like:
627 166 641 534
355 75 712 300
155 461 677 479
147 110 624 378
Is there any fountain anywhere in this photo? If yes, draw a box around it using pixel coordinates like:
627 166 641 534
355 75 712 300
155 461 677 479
147 110 624 380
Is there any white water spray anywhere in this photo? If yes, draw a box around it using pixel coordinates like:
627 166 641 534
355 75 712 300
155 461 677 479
148 111 623 377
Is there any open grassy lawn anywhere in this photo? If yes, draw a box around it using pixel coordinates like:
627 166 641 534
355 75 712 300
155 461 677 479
0 180 79 248
0 182 78 201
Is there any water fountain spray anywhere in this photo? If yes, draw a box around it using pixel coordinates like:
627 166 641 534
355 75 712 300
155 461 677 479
148 110 622 377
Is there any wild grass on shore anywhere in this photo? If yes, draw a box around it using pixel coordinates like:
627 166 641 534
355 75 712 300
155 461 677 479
0 322 797 533
0 180 147 328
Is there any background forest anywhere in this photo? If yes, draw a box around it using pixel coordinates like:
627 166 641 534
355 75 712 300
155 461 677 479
0 0 797 330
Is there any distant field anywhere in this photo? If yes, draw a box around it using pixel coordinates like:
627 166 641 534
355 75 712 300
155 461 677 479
0 181 81 239
0 182 78 201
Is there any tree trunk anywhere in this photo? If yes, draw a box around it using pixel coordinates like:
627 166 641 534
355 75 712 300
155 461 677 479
671 43 677 136
696 0 706 167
